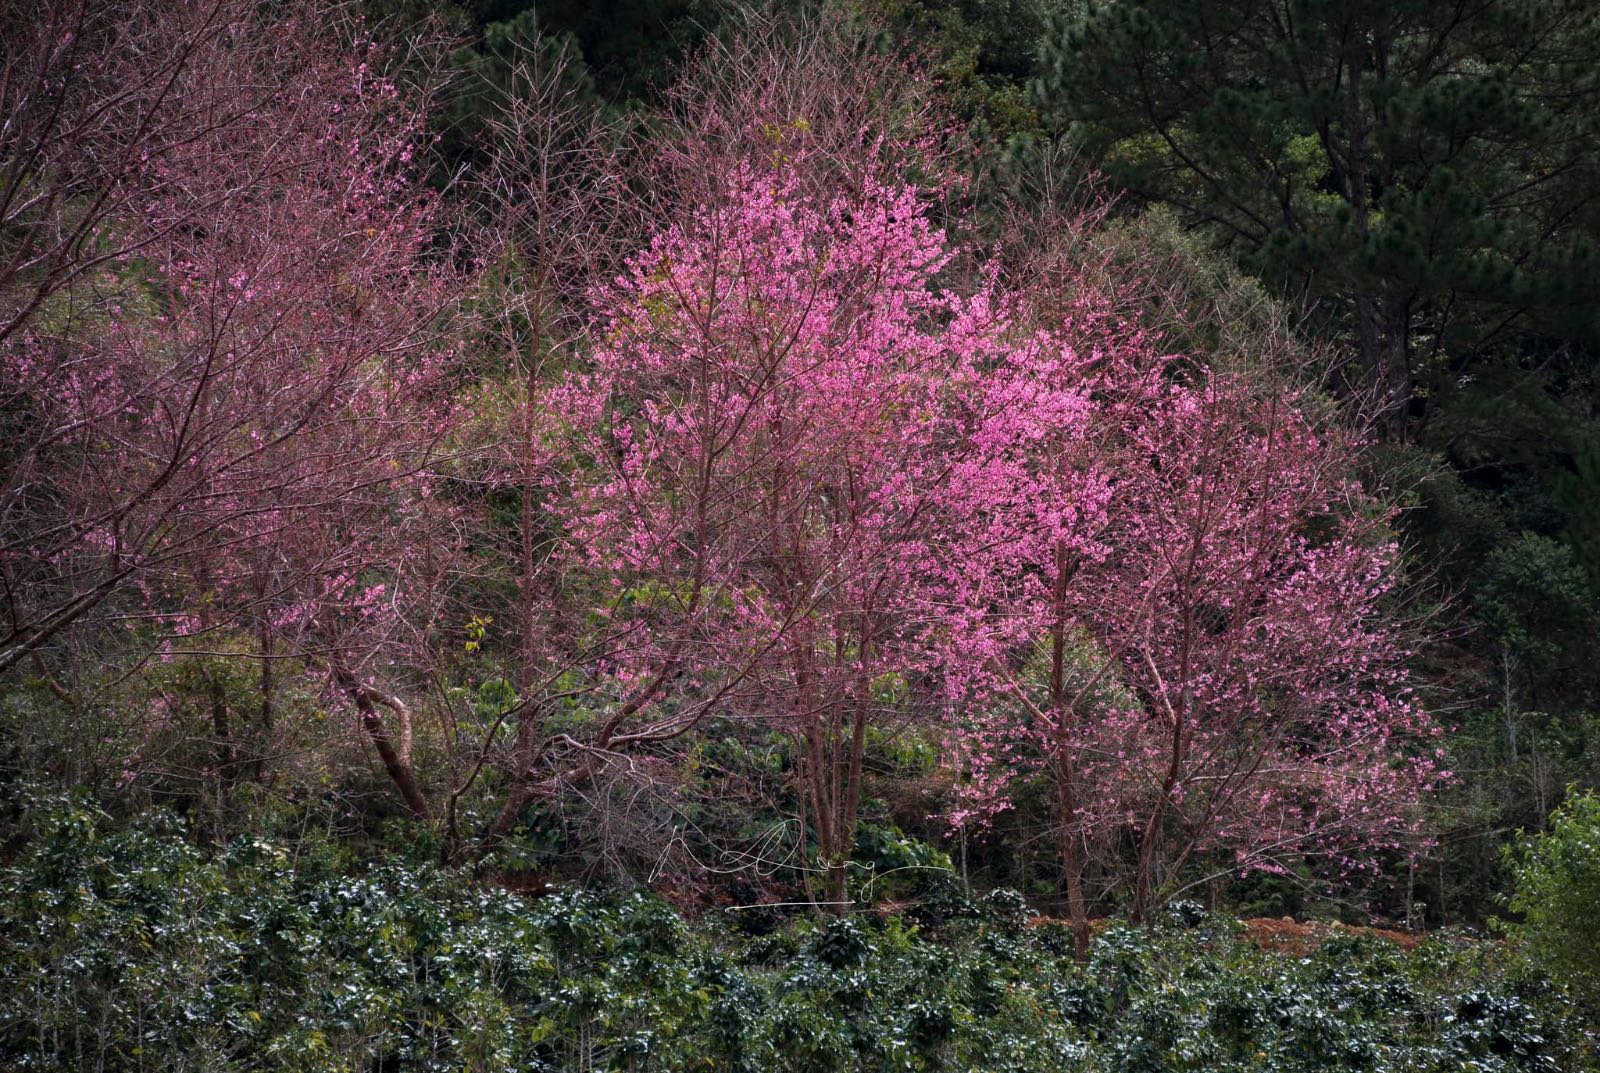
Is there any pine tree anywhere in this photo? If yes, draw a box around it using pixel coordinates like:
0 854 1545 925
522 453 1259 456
1040 0 1600 440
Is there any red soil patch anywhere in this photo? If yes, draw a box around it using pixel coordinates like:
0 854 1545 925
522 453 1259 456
1241 916 1421 954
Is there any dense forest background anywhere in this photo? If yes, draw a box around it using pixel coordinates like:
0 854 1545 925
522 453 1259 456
4 0 1600 1067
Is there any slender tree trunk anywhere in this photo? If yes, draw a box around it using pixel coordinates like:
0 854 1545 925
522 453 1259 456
208 668 234 783
1341 44 1413 442
518 263 548 697
812 692 848 913
253 620 274 782
1382 300 1412 439
1354 295 1413 442
1533 737 1548 824
823 636 873 916
1501 644 1519 763
1404 851 1416 931
474 701 552 863
331 660 430 821
1132 683 1190 925
205 665 234 847
822 856 849 913
1057 772 1090 959
792 632 848 914
1048 542 1091 959
1131 818 1161 926
959 820 969 892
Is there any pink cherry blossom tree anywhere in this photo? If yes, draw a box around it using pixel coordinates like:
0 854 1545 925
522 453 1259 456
1091 370 1439 923
935 285 1168 955
0 7 465 819
943 312 1443 937
549 152 961 910
538 11 1007 907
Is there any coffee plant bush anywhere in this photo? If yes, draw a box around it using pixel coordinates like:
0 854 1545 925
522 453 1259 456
1 794 1596 1072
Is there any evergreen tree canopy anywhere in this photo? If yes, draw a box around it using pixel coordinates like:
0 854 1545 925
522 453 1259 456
1040 0 1600 438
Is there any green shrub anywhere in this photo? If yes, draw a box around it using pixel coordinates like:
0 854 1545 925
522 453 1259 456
1505 790 1600 1007
1 793 1596 1071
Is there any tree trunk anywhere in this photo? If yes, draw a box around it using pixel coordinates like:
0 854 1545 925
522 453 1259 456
822 859 850 915
1342 48 1413 442
1048 542 1091 959
1501 644 1519 763
1354 294 1413 442
1131 814 1161 926
331 661 430 821
1057 771 1091 960
208 667 234 784
824 647 872 918
475 712 546 863
1132 693 1188 925
253 621 274 782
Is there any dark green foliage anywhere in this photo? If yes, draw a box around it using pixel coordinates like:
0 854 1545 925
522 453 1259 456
471 0 716 102
1477 535 1593 671
1040 0 1600 423
2 795 1597 1071
859 0 1047 143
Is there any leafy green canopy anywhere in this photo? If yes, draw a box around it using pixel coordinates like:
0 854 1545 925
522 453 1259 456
1504 791 1600 1008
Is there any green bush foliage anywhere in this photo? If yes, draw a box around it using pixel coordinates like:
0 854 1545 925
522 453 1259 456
1505 792 1600 1008
2 795 1596 1072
